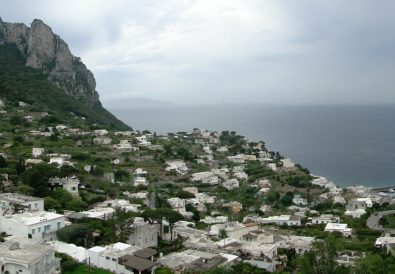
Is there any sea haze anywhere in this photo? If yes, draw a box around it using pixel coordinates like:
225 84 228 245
109 104 395 188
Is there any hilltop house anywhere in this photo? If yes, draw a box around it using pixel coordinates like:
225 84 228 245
48 176 80 196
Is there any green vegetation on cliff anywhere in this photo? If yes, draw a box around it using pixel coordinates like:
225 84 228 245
0 43 130 130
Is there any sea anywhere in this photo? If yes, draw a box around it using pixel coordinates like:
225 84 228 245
109 104 395 188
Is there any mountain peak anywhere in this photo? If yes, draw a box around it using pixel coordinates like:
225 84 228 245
0 18 130 130
1 18 99 105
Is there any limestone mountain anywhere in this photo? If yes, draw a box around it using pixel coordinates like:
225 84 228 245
0 18 130 130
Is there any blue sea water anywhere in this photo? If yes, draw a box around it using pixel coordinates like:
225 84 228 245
109 104 395 188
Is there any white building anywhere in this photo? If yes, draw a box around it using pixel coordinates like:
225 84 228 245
167 198 193 218
195 193 216 204
222 179 240 191
0 193 44 213
375 236 395 249
202 216 228 225
183 187 199 195
93 129 109 136
292 195 308 206
324 223 352 237
49 156 73 167
134 168 148 177
0 211 65 241
233 171 248 180
281 158 295 169
165 160 189 175
191 172 219 185
127 217 159 248
260 215 302 226
88 242 157 274
134 177 148 186
267 163 277 172
0 237 60 274
48 176 80 196
32 148 45 158
97 199 141 213
227 154 246 164
345 208 366 219
93 137 112 145
310 214 340 225
79 207 115 220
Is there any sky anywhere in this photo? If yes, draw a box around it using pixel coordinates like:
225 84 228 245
1 0 395 106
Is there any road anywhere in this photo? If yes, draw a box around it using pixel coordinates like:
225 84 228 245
366 210 395 234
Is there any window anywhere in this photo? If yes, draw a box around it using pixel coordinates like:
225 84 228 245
44 224 51 231
38 227 41 233
32 229 35 234
57 222 61 229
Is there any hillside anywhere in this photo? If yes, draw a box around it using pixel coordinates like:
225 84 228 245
0 18 130 130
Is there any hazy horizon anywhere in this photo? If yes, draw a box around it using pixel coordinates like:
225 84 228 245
2 0 395 106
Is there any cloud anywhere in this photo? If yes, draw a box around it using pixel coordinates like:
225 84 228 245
1 0 395 104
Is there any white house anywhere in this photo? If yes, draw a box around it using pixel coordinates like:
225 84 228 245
292 195 308 206
233 171 248 180
202 216 228 225
0 193 44 212
0 211 65 241
281 158 295 169
310 214 340 225
260 215 302 226
167 198 193 218
133 176 148 186
183 187 199 195
127 217 159 248
375 236 395 249
32 148 45 158
93 129 109 136
97 199 141 213
93 137 112 145
227 154 246 164
222 179 240 191
79 208 115 220
267 163 277 172
88 242 157 274
49 156 73 167
324 223 352 237
0 237 60 274
48 176 80 196
165 160 189 175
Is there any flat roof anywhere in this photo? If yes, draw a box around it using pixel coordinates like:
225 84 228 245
133 247 157 259
0 193 42 203
119 255 156 271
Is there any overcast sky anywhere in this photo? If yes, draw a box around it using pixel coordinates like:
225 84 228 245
2 0 395 105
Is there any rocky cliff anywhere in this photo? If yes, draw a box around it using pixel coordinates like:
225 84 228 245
0 18 99 105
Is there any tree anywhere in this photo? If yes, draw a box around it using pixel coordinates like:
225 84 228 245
22 164 59 197
142 208 183 241
219 229 227 247
15 184 34 195
44 196 62 212
280 192 294 207
355 254 386 274
56 223 93 246
266 188 280 203
298 236 336 274
114 170 130 182
175 190 195 199
0 156 7 168
59 165 79 177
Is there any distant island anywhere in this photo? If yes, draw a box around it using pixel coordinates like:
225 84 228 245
0 18 394 274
